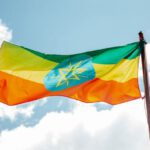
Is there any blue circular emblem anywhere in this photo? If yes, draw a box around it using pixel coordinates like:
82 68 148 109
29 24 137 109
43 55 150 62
44 54 95 91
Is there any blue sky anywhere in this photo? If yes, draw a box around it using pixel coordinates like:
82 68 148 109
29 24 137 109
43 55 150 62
0 0 150 52
0 0 150 150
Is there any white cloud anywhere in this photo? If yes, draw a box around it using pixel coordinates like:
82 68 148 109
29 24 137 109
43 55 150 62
146 43 150 65
0 98 51 121
138 43 150 80
0 19 12 46
0 100 150 150
0 103 35 121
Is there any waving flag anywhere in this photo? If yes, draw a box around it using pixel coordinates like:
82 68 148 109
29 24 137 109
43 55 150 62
0 41 141 105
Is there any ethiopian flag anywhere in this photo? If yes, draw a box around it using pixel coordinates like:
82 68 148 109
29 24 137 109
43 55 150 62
0 41 141 105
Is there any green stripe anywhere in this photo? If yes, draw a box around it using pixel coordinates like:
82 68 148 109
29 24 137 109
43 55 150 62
21 46 70 63
4 41 141 65
89 42 141 64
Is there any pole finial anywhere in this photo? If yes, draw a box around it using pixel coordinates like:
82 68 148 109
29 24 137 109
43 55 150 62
139 31 144 41
138 31 147 44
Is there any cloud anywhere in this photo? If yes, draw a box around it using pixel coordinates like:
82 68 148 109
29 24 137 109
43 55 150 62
0 100 149 150
138 43 150 88
146 43 150 65
0 19 12 46
0 97 54 122
0 103 35 121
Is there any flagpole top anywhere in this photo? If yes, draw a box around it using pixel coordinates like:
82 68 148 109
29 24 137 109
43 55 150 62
138 31 147 44
139 31 144 41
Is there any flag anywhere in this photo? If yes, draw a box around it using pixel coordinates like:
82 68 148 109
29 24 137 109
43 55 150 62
0 41 141 105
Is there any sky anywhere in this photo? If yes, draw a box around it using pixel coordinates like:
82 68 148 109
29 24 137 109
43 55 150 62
0 0 150 150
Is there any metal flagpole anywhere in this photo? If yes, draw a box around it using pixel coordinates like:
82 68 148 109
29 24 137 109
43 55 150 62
139 31 150 137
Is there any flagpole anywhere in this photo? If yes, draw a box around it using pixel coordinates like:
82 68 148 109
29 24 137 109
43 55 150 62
139 31 150 136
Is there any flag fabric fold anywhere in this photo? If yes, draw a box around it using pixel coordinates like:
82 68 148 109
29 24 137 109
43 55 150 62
0 41 141 105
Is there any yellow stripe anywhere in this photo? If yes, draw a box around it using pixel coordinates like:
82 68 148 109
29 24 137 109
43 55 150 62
2 57 139 84
93 57 139 83
1 70 49 84
0 42 58 70
0 42 58 83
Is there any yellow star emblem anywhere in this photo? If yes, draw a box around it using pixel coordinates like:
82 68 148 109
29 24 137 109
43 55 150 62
51 61 86 87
